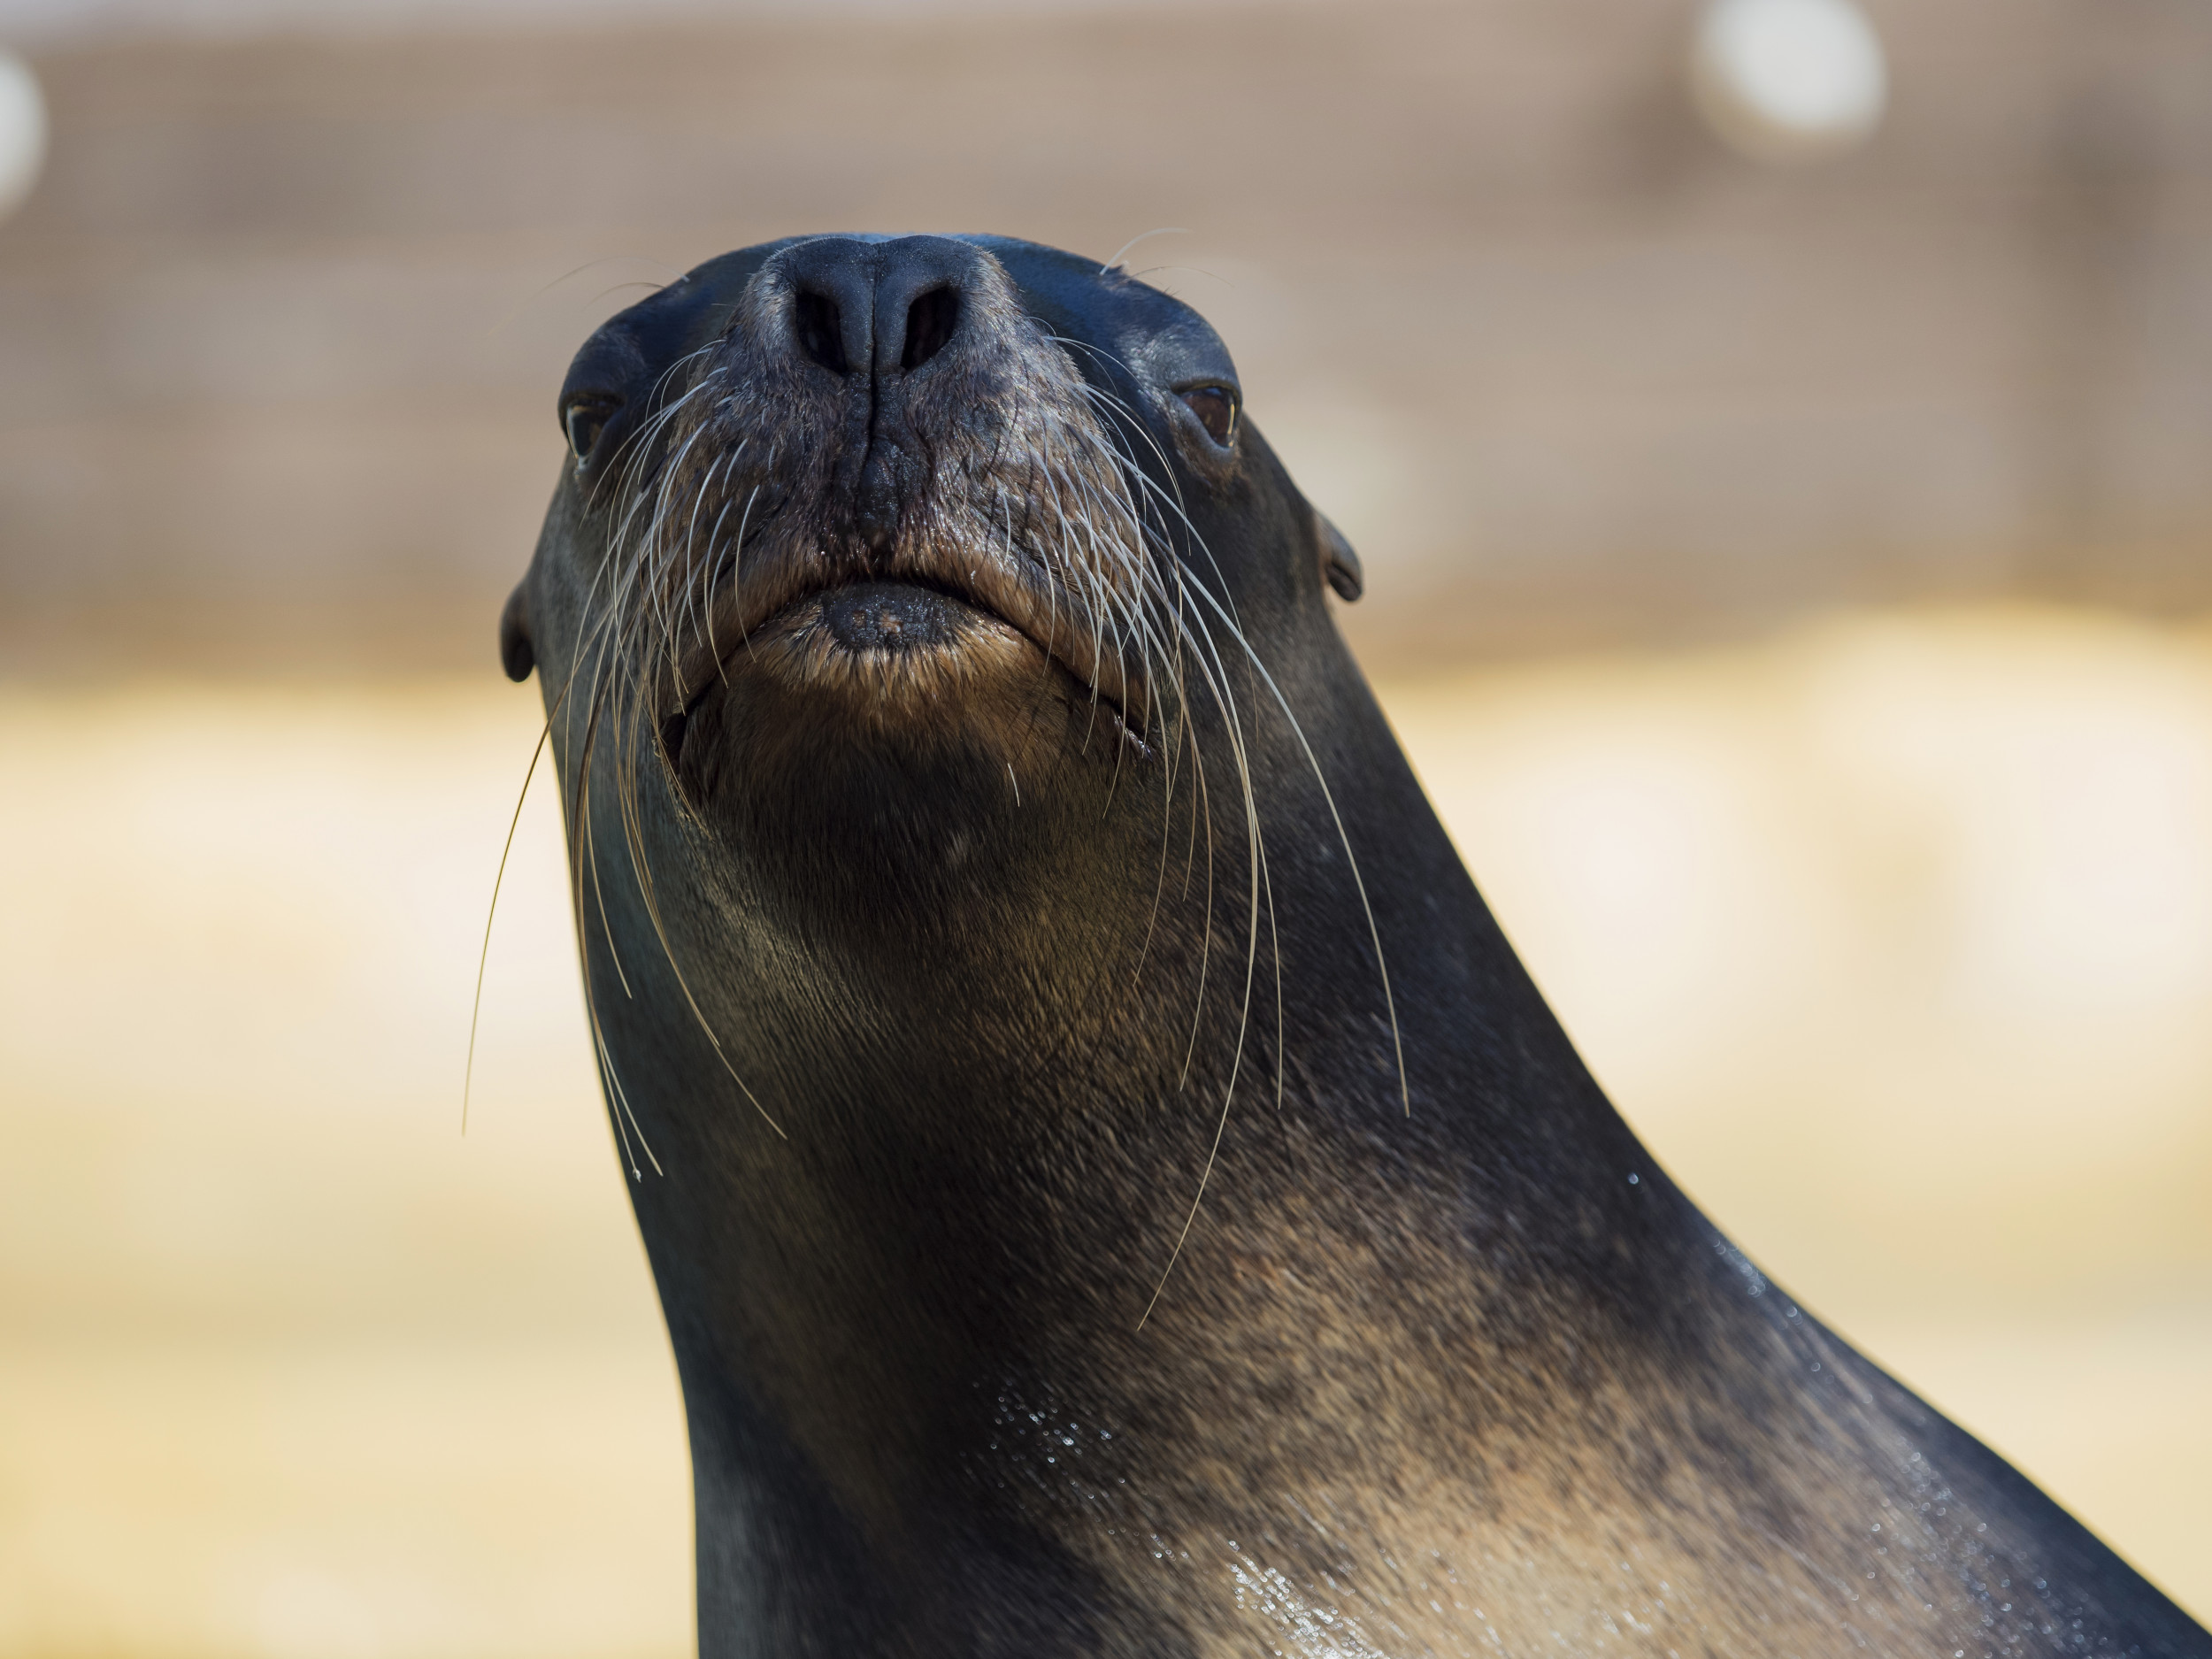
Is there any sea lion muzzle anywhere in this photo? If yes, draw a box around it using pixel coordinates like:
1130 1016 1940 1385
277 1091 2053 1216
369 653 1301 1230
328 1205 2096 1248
554 236 1168 810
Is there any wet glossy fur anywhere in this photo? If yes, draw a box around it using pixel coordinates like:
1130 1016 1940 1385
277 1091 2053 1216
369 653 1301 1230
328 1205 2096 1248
505 235 2208 1658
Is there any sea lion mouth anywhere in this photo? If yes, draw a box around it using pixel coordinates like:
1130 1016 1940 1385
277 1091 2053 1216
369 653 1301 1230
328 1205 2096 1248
654 555 1153 780
672 551 1148 718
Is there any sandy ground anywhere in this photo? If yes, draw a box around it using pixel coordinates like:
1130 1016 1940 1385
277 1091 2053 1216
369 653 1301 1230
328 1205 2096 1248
1 604 2206 1656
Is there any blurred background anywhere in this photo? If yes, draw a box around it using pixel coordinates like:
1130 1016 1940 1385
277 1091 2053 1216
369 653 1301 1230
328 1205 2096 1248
0 0 2207 1653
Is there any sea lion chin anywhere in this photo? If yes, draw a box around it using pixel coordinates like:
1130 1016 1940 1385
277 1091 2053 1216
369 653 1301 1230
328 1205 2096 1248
506 234 2210 1659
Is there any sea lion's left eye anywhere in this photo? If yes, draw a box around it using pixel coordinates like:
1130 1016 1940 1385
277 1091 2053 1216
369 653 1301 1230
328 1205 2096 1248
563 394 620 462
1178 385 1238 448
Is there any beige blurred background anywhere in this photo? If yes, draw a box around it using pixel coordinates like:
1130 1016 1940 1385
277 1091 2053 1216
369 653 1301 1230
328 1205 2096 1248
0 1 2207 1654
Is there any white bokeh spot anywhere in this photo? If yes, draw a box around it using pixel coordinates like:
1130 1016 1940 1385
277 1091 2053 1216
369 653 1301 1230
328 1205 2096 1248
0 50 47 222
1691 0 1888 163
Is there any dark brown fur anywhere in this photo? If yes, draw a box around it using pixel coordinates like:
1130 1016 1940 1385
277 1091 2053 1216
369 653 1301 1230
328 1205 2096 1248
506 234 2208 1659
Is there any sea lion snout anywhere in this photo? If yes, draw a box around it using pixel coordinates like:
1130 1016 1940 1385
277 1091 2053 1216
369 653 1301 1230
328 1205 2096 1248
561 235 1162 810
744 235 1004 557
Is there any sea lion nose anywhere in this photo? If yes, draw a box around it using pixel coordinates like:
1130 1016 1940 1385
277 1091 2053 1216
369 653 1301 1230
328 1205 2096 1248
774 234 986 383
768 237 996 552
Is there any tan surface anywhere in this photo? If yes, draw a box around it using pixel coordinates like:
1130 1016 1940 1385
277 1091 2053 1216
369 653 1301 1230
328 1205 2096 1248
0 604 2205 1655
0 683 688 1659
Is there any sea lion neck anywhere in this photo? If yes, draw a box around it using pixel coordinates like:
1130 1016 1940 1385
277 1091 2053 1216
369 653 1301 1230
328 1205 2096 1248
565 650 1713 1654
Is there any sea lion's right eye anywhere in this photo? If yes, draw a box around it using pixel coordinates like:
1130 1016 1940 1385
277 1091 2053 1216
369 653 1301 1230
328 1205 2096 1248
563 395 620 462
1178 385 1238 448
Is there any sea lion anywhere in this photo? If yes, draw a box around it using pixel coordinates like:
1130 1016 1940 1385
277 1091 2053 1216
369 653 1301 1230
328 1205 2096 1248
502 234 2208 1658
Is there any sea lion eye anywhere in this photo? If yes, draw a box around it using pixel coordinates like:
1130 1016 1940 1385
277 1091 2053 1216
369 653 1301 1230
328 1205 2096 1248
1178 384 1238 448
563 395 619 462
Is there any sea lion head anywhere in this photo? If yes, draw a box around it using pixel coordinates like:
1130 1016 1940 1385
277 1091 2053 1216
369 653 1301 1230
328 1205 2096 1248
504 235 1393 1134
511 235 1360 832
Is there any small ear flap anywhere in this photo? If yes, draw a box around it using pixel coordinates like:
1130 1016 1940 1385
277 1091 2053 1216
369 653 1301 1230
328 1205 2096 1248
1315 509 1364 602
499 582 536 682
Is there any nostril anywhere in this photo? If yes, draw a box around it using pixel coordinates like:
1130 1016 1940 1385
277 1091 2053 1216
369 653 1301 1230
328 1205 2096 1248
795 290 848 373
900 286 959 372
